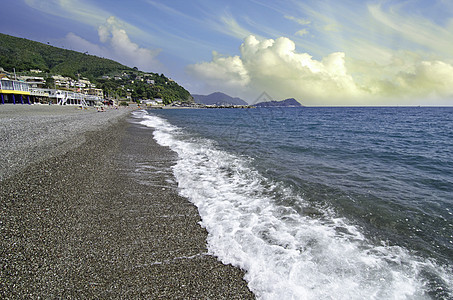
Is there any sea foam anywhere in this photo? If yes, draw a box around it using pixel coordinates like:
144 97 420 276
135 110 452 300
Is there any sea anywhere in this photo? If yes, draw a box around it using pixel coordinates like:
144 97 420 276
133 107 453 299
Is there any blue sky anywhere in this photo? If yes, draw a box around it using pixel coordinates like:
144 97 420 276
1 0 453 105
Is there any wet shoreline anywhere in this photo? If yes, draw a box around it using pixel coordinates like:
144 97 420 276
0 106 253 298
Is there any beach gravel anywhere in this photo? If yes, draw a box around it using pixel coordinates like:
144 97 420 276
0 105 254 299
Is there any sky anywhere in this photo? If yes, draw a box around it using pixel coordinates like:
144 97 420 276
1 0 453 106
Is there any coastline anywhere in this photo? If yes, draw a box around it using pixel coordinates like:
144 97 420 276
0 105 254 298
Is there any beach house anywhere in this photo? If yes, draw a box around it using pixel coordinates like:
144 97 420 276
0 75 32 104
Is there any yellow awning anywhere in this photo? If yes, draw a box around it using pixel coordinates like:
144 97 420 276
0 90 31 95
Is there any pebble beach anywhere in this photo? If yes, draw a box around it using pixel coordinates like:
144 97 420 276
0 105 253 298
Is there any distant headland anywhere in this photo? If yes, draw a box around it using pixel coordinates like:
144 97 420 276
192 92 248 106
192 92 303 108
254 98 302 107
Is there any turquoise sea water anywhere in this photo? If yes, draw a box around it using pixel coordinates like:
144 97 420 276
136 107 453 299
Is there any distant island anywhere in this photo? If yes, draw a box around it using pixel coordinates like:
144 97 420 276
192 92 303 108
192 92 248 106
255 98 302 107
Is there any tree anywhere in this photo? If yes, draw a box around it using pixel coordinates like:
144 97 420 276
44 77 55 88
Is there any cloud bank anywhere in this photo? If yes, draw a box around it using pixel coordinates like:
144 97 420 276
187 35 453 105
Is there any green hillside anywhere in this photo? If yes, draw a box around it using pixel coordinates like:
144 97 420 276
0 33 129 78
0 33 192 104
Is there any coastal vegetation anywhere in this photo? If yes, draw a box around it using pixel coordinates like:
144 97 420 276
0 33 192 104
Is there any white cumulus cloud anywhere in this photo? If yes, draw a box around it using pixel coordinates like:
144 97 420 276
97 16 162 71
187 35 453 105
188 51 249 90
62 16 162 72
188 35 363 105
